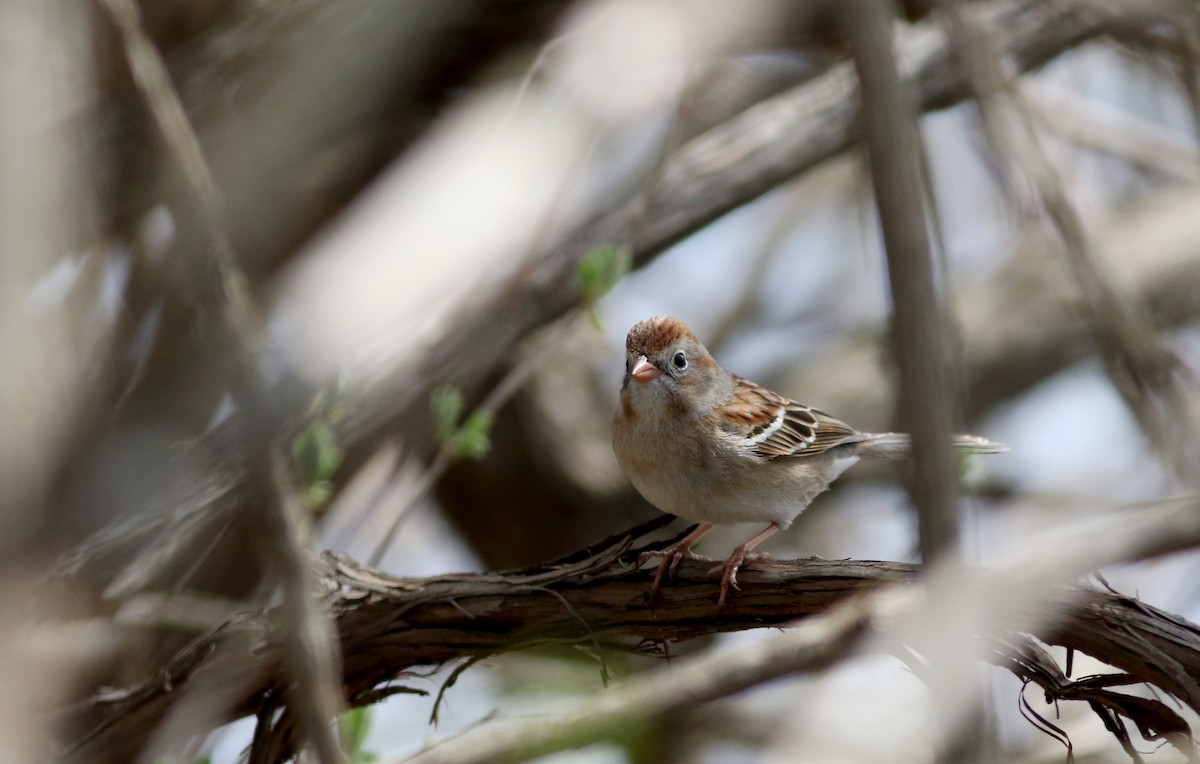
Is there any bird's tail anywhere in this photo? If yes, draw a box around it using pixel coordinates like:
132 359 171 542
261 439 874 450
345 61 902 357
853 432 1008 460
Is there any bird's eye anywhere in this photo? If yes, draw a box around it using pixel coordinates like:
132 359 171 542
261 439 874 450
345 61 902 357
672 352 687 370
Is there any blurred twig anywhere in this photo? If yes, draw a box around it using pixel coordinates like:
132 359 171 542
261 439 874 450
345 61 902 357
843 0 961 564
367 315 584 567
937 0 1200 491
96 1 346 762
1025 80 1200 182
843 2 979 759
782 184 1200 433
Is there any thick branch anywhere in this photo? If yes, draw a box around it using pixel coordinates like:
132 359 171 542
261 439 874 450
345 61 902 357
64 499 1200 763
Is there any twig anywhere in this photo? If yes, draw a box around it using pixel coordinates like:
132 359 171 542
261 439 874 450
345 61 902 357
842 3 978 759
96 1 346 762
935 0 1200 490
1024 81 1200 182
367 315 584 566
842 0 961 565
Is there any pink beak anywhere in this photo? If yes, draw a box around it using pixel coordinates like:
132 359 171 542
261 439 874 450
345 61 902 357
630 355 661 383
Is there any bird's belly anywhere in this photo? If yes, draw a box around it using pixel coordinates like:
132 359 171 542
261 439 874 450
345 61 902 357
615 418 858 528
629 465 818 528
635 451 862 527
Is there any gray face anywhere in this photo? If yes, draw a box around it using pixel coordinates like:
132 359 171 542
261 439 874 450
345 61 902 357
622 336 729 421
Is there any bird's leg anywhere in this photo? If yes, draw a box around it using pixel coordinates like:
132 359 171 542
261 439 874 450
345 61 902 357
640 522 715 604
713 522 783 606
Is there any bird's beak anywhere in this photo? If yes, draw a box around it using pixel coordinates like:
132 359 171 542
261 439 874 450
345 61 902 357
630 355 661 383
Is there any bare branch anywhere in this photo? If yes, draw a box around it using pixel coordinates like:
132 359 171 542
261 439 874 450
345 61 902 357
843 1 979 758
62 496 1200 764
936 0 1200 489
96 1 346 761
843 0 961 562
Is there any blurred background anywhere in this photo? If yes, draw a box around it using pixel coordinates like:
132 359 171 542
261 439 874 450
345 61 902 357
5 0 1200 762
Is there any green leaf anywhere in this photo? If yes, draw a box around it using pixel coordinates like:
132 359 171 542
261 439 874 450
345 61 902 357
431 387 492 460
431 385 464 445
577 244 631 326
453 411 493 460
338 706 373 760
958 451 987 488
291 417 344 510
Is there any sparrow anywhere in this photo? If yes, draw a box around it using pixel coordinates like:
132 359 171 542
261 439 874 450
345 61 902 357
611 316 1005 605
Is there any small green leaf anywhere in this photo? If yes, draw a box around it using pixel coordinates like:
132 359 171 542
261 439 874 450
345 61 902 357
338 706 373 760
453 411 494 460
958 452 987 488
578 244 631 326
291 416 344 506
431 387 492 460
431 386 464 445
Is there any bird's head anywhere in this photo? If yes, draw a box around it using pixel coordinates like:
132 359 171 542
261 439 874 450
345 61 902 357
620 316 726 419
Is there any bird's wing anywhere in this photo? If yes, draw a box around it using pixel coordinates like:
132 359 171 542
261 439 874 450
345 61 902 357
719 376 866 461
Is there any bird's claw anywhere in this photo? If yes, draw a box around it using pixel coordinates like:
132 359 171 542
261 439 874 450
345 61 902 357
712 551 772 606
643 546 712 605
639 548 713 565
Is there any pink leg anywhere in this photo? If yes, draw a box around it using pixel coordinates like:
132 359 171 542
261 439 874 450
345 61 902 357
640 522 715 604
714 522 782 606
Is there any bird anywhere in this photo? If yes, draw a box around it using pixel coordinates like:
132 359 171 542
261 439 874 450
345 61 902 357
611 316 1005 605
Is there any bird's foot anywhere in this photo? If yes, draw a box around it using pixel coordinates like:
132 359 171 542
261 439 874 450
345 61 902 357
711 551 772 606
641 545 712 604
640 546 713 567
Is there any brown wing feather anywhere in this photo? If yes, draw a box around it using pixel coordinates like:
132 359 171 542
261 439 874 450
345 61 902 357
720 377 866 461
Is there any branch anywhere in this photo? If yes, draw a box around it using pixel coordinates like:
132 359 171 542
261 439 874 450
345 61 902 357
844 1 979 758
62 497 1200 764
97 2 345 761
936 0 1200 491
843 0 961 561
